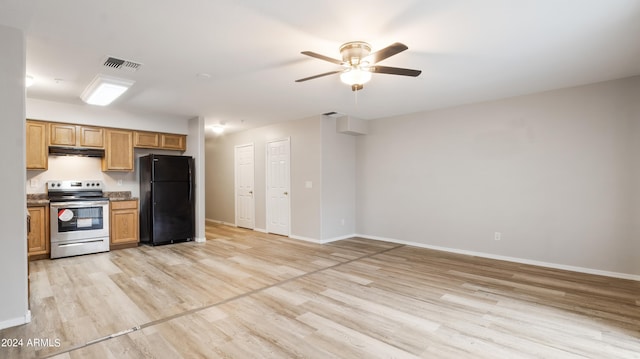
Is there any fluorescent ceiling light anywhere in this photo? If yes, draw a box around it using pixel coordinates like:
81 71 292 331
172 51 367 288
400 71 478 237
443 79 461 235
209 124 225 134
81 74 135 106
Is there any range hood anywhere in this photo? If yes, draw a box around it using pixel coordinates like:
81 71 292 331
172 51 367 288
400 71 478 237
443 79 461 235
48 146 105 158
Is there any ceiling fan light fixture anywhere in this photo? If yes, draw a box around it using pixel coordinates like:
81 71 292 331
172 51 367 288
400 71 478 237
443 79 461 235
340 67 371 86
296 41 420 91
81 74 135 106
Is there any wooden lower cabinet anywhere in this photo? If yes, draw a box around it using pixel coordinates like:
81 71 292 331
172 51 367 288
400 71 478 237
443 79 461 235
27 205 49 261
110 200 139 250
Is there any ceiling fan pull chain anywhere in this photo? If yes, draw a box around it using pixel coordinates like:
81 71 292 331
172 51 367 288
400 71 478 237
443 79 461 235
354 87 358 107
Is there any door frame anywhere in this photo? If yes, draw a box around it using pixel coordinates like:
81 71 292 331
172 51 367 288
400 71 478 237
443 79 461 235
234 143 255 229
266 137 291 236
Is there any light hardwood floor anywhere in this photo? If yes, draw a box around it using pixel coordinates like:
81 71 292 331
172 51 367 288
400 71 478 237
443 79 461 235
2 223 639 358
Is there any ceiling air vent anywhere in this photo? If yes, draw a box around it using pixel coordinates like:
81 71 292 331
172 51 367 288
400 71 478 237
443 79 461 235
103 56 143 72
322 111 344 118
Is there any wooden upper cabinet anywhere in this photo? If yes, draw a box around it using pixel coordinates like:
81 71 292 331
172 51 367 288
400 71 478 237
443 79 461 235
161 133 186 151
49 123 76 146
134 131 186 151
28 121 185 171
26 120 48 170
133 131 160 148
49 123 104 148
79 126 104 148
102 129 133 171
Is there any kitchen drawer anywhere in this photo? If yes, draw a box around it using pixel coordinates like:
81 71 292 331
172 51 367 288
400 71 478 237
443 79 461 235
111 199 138 210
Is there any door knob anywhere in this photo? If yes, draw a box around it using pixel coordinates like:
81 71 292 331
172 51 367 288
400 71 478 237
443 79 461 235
284 192 288 195
249 190 253 194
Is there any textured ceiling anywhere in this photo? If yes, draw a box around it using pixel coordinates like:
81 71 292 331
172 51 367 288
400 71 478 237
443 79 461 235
2 0 640 132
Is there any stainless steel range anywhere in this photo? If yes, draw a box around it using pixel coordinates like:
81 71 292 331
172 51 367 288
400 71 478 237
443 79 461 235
47 180 110 259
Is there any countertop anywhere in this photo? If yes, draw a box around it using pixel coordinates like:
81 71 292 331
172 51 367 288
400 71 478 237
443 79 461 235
27 191 138 205
104 191 138 202
27 193 48 206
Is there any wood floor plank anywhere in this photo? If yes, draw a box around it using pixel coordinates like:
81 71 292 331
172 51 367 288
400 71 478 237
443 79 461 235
1 222 639 358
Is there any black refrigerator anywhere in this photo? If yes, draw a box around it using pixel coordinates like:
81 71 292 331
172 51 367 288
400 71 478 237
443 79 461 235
139 154 195 245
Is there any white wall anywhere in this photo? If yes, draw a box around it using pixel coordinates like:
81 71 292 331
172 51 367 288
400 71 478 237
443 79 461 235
206 115 358 243
26 149 175 197
206 116 322 240
0 25 29 329
631 80 640 275
356 76 640 276
184 116 206 242
321 116 356 241
27 156 136 194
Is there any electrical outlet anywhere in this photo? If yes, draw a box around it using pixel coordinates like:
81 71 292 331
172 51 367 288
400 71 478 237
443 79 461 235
117 179 123 186
494 232 501 241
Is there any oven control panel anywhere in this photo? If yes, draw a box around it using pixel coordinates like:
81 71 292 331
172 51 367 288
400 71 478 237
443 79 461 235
47 180 104 192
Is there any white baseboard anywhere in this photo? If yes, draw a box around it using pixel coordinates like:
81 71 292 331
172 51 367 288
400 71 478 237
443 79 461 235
194 237 206 243
289 233 356 244
356 233 640 281
322 234 357 243
289 234 323 243
0 310 31 330
253 228 267 233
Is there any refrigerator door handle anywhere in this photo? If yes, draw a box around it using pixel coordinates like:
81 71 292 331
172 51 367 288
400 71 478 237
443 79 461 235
188 161 193 203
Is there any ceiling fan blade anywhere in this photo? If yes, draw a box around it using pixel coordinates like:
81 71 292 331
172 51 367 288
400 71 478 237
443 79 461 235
295 70 343 82
370 65 422 77
301 51 344 65
365 42 408 64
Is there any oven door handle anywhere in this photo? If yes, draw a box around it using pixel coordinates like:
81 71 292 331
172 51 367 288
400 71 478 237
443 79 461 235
57 239 105 247
50 201 109 208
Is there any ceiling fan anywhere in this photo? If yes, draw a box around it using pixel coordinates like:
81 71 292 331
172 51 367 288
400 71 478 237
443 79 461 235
295 41 422 91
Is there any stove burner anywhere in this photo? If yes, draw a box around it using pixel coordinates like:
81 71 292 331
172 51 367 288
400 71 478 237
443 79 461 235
47 180 106 201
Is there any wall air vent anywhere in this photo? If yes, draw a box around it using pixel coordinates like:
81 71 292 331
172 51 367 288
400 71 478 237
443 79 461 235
103 56 143 72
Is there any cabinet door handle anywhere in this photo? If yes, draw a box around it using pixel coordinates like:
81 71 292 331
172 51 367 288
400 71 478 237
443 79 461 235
27 216 31 233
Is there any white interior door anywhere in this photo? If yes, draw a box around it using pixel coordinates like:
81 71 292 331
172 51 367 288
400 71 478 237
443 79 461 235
266 138 290 236
235 143 255 229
